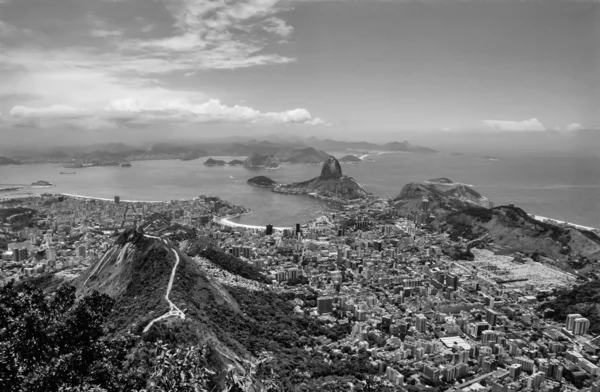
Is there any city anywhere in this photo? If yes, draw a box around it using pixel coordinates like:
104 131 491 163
1 192 597 391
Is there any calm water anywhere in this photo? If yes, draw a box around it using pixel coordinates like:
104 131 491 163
0 152 598 228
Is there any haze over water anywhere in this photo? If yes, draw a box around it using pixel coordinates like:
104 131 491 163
1 152 598 228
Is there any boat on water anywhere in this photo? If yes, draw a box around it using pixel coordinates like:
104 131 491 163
60 172 76 175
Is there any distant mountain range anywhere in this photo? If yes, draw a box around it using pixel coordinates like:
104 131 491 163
306 137 437 153
1 137 436 166
0 157 20 165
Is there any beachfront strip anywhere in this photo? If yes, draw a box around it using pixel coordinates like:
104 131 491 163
1 192 600 391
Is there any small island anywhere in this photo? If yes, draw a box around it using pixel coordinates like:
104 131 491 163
339 155 362 163
247 176 277 188
228 159 245 166
120 162 132 167
30 180 54 187
203 158 227 166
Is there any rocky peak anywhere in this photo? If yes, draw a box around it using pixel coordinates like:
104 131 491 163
320 156 343 180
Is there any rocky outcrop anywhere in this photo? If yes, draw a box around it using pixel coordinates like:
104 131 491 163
320 156 343 180
247 176 277 188
274 156 369 201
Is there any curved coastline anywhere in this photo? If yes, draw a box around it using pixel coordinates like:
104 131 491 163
59 193 167 204
216 211 292 231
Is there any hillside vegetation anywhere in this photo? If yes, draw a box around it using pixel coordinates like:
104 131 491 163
443 206 600 262
544 280 600 334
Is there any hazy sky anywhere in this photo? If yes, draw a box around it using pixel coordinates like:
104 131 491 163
0 0 598 146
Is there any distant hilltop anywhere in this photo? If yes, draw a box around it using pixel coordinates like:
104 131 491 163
0 157 20 165
306 137 437 154
339 155 362 163
392 178 600 263
203 158 227 166
393 179 486 219
274 156 369 201
1 136 436 165
243 153 280 168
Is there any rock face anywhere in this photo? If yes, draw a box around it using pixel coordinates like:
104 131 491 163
320 156 343 179
274 156 369 200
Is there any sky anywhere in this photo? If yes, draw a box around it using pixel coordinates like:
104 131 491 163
0 0 598 148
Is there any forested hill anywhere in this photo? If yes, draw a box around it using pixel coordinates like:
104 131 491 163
543 280 600 334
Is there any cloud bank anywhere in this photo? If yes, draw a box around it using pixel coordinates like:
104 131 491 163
482 118 546 132
0 0 326 131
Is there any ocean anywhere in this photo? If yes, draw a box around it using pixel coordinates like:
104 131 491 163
0 152 598 228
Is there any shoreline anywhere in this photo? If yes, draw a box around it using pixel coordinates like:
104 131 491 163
59 193 168 204
533 215 597 232
216 212 293 231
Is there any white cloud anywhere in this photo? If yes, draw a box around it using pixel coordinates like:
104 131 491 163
263 17 294 38
3 98 328 130
481 118 546 132
115 0 296 72
104 98 327 126
565 123 583 132
9 105 89 119
90 29 122 38
0 0 330 131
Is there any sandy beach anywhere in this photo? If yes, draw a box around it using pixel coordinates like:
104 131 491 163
216 215 292 232
59 193 168 204
533 215 597 232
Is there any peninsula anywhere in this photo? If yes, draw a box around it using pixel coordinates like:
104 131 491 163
273 156 369 201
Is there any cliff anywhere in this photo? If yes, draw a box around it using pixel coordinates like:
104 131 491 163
274 156 369 200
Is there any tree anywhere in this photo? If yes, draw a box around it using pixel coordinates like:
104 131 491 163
0 283 138 392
